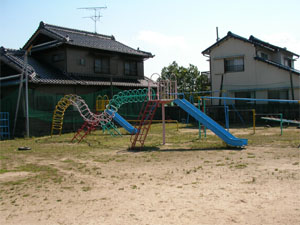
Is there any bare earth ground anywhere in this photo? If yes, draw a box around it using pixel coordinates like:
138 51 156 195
0 126 299 225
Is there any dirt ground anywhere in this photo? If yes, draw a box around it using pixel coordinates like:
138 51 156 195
0 127 299 225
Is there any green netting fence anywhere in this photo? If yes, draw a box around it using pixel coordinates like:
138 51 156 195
0 86 148 136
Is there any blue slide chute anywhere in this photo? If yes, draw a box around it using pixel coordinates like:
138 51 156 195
174 99 247 147
106 110 138 134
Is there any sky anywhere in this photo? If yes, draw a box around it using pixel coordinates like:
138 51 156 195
1 0 300 77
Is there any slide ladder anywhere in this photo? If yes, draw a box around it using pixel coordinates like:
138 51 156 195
71 121 97 143
130 100 159 149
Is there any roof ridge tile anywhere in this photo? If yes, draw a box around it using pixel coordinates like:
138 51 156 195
43 22 113 40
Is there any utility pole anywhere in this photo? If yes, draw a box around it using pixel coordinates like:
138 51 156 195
13 46 31 138
78 6 107 33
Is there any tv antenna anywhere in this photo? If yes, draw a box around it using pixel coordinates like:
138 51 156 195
78 6 107 33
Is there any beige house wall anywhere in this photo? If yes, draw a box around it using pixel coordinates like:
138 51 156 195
209 38 300 105
66 47 144 79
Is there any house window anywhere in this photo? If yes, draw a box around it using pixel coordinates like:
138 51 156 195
268 90 288 102
79 58 85 66
261 52 268 60
52 53 64 62
234 91 255 105
124 61 137 76
95 58 110 74
224 57 244 73
284 58 292 68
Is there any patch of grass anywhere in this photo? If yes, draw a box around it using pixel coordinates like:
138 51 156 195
216 163 225 166
16 164 57 173
62 159 75 163
235 164 247 169
82 186 92 192
131 185 138 189
0 169 11 174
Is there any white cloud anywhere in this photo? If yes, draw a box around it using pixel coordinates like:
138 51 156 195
137 30 188 49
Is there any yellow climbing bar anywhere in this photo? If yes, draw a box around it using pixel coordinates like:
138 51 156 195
96 95 110 112
51 94 76 136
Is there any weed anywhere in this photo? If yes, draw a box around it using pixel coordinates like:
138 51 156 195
82 186 92 192
216 163 225 166
131 185 138 189
235 164 247 169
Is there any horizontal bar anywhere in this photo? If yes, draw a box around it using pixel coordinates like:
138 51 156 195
200 96 299 103
128 120 179 131
0 74 22 81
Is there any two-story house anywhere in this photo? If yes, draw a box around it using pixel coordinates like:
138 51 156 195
0 21 154 136
202 32 300 107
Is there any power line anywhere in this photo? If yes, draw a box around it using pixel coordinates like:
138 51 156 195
78 6 107 33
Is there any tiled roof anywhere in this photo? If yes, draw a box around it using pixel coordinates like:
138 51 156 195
23 22 153 58
202 31 299 57
0 48 156 88
202 32 251 55
249 36 299 57
254 56 300 75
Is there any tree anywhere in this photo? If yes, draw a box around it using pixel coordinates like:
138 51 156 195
160 61 209 94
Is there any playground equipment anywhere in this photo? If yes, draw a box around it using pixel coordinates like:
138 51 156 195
130 100 160 149
201 96 300 136
0 112 10 140
51 88 157 143
258 114 300 135
96 95 109 112
128 120 179 131
174 98 248 147
51 94 119 138
106 110 138 134
261 116 300 126
51 75 250 149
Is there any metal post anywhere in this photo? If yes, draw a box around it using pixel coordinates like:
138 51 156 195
162 103 166 145
25 53 29 138
110 75 113 99
225 106 229 131
223 93 229 131
280 113 283 136
203 98 207 137
252 109 256 134
13 52 27 137
198 98 201 139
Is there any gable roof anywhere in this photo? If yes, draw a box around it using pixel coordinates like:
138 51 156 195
202 31 299 57
0 47 156 87
23 22 153 58
249 35 299 56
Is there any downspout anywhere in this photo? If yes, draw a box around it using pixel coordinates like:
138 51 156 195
219 74 224 106
289 71 295 100
203 53 212 104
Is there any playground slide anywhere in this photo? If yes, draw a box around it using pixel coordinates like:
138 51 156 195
174 99 247 147
106 110 138 134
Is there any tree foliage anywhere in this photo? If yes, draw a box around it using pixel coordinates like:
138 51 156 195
160 61 209 93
